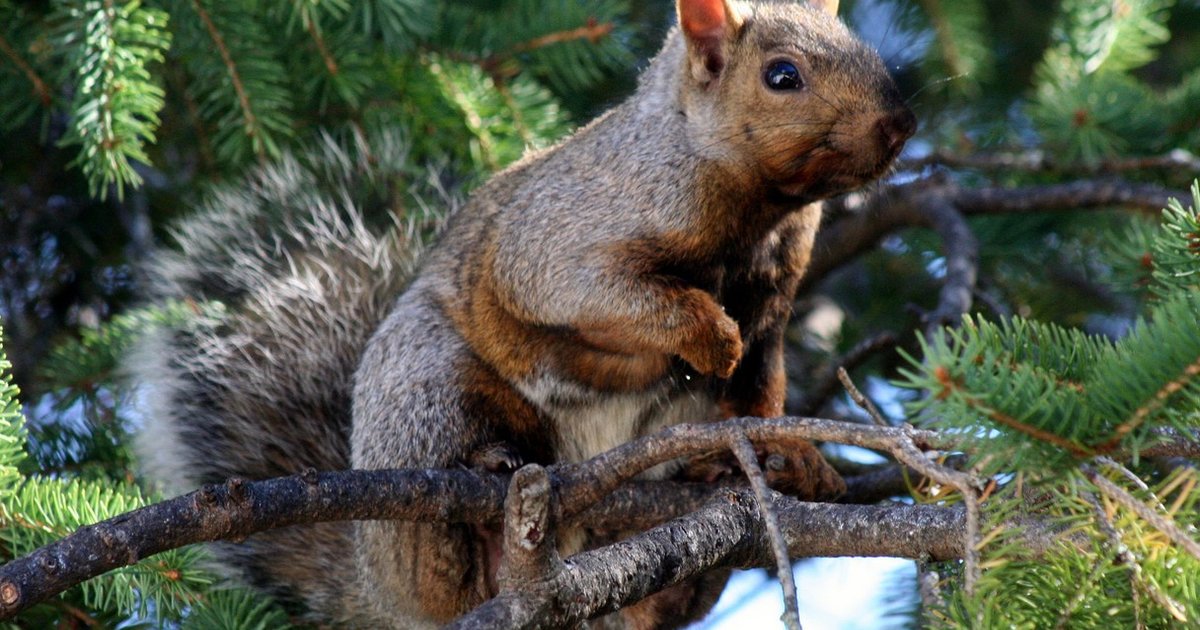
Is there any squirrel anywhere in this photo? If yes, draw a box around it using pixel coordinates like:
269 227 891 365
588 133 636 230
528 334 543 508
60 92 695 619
131 0 915 627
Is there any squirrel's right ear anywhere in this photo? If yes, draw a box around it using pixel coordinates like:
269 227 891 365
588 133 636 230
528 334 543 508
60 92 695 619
678 0 744 85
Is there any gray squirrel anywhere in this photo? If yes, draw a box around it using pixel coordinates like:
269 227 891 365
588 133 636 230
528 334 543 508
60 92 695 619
131 0 914 626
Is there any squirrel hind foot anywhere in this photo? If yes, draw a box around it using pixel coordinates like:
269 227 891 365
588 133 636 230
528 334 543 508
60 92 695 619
468 441 526 473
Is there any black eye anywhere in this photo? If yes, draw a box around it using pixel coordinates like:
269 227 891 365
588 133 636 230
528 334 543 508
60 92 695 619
764 60 803 90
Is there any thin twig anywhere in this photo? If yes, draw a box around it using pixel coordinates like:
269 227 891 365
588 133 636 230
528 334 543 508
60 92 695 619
488 22 613 65
1094 456 1163 511
1067 492 1142 630
730 433 801 630
305 17 339 76
554 416 948 517
886 435 982 597
0 31 51 105
839 370 982 594
837 367 888 426
1095 354 1200 453
796 332 898 416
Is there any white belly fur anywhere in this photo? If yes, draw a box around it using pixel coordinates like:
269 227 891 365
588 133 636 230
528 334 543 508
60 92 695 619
517 372 718 467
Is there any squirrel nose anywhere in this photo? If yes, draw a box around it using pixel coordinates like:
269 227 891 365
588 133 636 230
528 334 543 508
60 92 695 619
877 108 917 153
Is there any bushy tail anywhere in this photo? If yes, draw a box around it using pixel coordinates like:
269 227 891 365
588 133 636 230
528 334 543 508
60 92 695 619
129 133 450 618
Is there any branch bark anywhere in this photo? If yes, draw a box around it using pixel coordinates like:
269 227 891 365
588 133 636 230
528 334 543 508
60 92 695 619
0 416 956 619
448 494 966 629
804 178 1187 293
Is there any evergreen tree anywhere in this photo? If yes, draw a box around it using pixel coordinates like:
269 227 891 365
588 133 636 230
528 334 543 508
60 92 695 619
0 0 1198 627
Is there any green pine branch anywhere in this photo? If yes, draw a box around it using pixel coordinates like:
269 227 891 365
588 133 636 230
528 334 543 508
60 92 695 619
1029 0 1177 162
347 0 436 55
1165 69 1200 148
166 0 294 166
0 329 28 501
1056 0 1174 75
1148 182 1200 296
901 182 1200 626
181 588 295 630
438 0 632 94
1 322 301 626
52 0 171 200
929 468 1200 627
1108 181 1200 298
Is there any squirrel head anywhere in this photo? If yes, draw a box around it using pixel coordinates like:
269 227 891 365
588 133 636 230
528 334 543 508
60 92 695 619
675 0 916 200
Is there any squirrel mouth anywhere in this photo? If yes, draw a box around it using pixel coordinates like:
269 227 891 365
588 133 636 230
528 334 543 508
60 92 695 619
774 164 885 200
774 143 903 199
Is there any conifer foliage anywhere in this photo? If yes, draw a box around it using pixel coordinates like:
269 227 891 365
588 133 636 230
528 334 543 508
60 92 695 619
1 0 1200 627
896 186 1200 626
0 0 632 197
1 324 297 627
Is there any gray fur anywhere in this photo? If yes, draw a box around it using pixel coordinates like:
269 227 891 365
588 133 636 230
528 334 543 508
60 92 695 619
130 133 451 619
133 0 909 624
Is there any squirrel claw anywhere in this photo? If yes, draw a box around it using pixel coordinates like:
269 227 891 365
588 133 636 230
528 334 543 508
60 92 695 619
469 442 525 473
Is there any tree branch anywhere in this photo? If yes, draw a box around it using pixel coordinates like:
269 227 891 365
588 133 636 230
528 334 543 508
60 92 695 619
914 148 1200 176
794 331 898 416
0 31 51 106
448 494 967 629
0 416 954 619
730 432 801 630
804 178 1187 294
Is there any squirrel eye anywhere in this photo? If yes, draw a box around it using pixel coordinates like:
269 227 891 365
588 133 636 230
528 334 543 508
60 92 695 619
763 60 803 90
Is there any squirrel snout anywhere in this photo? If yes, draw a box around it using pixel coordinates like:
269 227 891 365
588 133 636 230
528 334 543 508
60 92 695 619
877 108 918 155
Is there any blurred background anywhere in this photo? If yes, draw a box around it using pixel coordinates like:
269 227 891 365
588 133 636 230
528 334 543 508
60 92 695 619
1 0 1198 627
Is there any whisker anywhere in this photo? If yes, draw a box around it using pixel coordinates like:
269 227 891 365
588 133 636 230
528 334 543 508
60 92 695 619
807 87 847 117
693 120 833 153
906 72 969 104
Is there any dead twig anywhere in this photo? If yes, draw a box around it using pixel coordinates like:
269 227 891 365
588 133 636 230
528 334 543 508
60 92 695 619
730 432 801 630
839 369 983 594
837 367 888 427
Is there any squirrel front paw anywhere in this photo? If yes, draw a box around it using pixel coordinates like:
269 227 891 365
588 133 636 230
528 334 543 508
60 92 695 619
676 295 743 379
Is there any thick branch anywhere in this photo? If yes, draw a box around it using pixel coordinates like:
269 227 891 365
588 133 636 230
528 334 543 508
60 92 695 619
449 494 965 629
0 416 950 618
0 469 505 618
917 199 978 335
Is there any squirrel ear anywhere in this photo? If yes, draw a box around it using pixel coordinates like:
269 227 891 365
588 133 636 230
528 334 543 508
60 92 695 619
808 0 840 16
678 0 744 85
